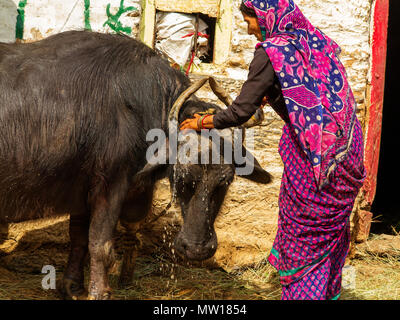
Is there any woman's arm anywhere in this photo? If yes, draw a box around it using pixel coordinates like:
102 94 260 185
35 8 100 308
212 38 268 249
180 47 277 131
212 47 275 129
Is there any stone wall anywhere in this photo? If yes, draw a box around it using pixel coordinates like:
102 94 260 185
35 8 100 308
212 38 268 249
0 0 375 270
0 0 142 42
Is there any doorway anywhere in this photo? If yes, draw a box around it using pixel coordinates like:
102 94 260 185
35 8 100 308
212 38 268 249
371 1 400 234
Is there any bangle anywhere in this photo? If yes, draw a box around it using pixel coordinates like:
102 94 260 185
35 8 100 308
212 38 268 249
197 116 202 130
201 115 212 129
197 115 206 130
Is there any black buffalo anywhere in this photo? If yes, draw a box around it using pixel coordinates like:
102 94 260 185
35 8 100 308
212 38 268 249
0 31 271 299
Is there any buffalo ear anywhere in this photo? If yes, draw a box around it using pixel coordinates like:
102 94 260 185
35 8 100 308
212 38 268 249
133 138 170 184
234 147 272 184
133 162 168 184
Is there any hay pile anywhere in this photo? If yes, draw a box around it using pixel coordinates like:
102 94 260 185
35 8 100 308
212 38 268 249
0 185 399 300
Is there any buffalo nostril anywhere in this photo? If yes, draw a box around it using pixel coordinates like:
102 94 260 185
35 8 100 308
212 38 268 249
174 231 218 261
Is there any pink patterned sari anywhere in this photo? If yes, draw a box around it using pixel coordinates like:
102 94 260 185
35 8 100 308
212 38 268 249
243 0 366 299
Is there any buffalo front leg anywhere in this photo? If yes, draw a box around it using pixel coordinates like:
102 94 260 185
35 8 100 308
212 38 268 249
118 221 143 288
88 175 128 300
118 186 154 288
60 214 89 300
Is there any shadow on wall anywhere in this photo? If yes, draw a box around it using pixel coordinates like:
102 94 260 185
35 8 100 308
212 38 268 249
0 0 19 43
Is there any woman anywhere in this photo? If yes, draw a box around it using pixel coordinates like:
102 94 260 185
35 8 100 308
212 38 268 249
180 0 366 300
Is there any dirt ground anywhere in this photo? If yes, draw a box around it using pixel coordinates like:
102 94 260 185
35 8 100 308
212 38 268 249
0 215 399 300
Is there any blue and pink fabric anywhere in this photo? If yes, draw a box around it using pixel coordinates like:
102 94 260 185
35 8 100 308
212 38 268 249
244 0 358 188
243 0 366 299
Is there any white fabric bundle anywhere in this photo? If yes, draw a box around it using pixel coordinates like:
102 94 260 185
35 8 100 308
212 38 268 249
155 12 210 66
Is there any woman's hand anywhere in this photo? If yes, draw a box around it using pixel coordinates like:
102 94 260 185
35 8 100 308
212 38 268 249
180 114 215 131
180 113 201 131
179 97 266 132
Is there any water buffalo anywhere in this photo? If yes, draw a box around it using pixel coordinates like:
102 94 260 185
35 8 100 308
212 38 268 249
0 31 271 299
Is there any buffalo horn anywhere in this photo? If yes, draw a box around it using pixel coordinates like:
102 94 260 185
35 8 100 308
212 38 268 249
208 77 233 106
168 77 209 125
168 76 233 125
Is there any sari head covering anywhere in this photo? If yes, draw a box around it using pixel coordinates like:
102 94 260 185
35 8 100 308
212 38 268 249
243 0 358 189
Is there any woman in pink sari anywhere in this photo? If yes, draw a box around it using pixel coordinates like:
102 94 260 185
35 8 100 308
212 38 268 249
180 0 366 300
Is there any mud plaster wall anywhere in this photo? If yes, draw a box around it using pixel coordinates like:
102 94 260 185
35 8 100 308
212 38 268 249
0 1 373 271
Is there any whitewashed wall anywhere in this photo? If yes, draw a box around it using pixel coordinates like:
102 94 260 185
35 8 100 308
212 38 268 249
0 0 142 42
0 0 18 43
